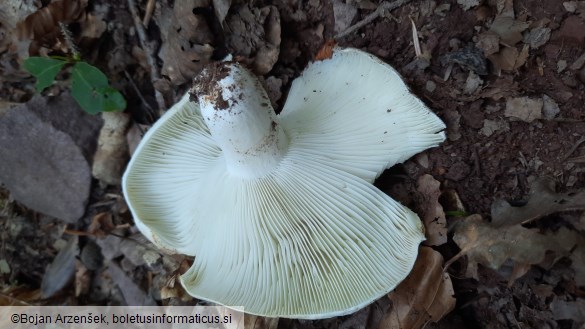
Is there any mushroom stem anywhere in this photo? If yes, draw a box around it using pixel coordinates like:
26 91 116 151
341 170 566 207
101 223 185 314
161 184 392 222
191 62 289 179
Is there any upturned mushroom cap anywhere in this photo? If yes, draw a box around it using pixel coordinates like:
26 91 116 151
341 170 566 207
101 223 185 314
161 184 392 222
123 47 445 318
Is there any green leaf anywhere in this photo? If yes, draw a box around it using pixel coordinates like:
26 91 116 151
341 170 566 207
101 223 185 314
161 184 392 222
99 86 126 112
23 57 67 92
71 62 125 114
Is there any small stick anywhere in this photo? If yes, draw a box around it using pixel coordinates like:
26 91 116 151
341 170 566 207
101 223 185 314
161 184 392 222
563 136 585 161
335 0 413 40
127 0 166 116
124 70 156 122
142 0 156 26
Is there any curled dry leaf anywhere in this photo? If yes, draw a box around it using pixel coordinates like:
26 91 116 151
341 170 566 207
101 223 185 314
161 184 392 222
158 0 214 85
379 247 455 329
17 0 88 54
448 215 579 281
491 177 585 226
0 285 41 306
416 174 447 246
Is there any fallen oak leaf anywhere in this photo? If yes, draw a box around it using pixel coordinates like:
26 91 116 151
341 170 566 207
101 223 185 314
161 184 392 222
17 0 88 55
415 174 447 246
446 215 578 281
379 247 455 329
491 177 585 227
157 0 214 85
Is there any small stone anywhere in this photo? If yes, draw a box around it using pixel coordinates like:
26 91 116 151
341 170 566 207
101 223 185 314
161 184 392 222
0 259 10 274
464 71 483 94
557 60 568 73
566 175 578 187
457 0 479 11
542 95 561 119
570 52 585 71
563 1 578 12
426 80 437 93
524 27 551 49
480 119 509 137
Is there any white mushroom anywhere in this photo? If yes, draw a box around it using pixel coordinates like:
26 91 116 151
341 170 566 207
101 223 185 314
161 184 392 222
123 47 446 319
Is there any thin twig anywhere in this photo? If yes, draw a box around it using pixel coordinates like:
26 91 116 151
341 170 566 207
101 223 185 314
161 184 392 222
563 136 585 161
142 0 156 26
124 70 156 122
335 0 413 39
127 0 166 116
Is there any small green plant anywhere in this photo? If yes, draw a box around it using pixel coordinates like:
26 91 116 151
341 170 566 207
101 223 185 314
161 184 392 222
24 56 126 115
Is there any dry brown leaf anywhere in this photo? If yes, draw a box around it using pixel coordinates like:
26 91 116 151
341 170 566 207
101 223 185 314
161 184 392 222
88 212 116 237
476 31 500 56
17 0 88 54
379 247 455 329
79 13 106 40
491 177 585 226
158 0 214 85
74 260 91 297
514 44 530 69
489 16 529 45
504 96 543 123
92 111 131 185
0 285 41 306
416 174 447 246
447 215 578 280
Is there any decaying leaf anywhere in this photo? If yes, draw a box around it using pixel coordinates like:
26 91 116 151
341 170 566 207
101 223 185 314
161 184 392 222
380 247 455 329
504 96 543 122
489 16 529 46
550 298 585 324
74 260 91 297
17 0 88 54
107 262 157 305
158 0 214 85
41 235 79 298
0 285 41 306
92 111 131 185
448 215 578 281
416 174 447 246
88 212 116 237
491 177 585 226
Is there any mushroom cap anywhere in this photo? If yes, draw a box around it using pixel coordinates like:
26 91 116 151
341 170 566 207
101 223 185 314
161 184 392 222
123 47 445 318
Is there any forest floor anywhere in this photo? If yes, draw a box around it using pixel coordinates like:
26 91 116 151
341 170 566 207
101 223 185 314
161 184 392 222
1 0 585 328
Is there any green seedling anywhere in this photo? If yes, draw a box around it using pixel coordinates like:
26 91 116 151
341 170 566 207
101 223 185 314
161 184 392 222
24 57 126 115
